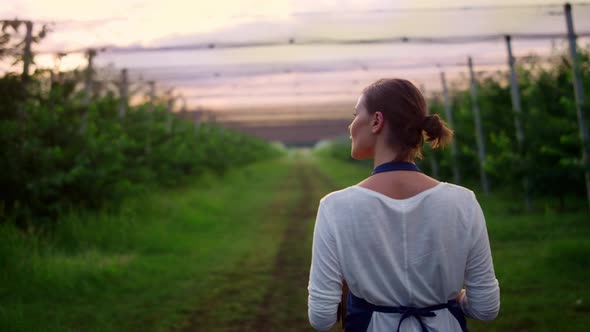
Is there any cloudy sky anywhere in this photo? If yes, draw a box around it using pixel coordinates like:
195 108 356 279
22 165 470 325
2 0 590 113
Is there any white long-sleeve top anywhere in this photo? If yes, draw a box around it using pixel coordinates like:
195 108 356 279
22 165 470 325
308 183 500 332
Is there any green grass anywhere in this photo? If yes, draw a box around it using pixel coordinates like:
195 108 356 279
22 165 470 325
2 154 589 332
470 213 590 331
313 156 590 332
0 157 296 332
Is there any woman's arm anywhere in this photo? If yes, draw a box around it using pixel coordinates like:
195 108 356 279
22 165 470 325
460 195 500 321
308 201 343 331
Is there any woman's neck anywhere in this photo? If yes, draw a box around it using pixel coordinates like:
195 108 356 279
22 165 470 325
372 145 412 169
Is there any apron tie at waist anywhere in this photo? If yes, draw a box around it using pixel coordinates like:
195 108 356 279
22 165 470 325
346 292 468 332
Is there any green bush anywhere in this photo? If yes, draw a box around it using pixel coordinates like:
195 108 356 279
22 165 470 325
0 73 283 228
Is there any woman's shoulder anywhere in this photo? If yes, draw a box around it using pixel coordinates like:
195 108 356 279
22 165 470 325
318 182 480 210
438 182 478 201
319 186 360 206
436 183 486 226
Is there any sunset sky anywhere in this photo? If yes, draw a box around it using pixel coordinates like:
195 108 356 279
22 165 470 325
2 0 590 112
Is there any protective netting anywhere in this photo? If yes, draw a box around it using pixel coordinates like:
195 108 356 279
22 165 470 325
6 2 590 112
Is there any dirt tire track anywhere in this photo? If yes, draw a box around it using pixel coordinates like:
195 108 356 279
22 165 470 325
246 160 339 332
177 159 338 332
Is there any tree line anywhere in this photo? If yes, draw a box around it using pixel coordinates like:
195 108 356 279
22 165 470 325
0 23 283 229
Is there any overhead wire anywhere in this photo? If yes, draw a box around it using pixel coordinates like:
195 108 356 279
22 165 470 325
4 2 589 120
36 32 590 56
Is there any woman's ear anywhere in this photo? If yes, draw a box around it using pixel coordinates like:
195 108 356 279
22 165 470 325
372 112 384 134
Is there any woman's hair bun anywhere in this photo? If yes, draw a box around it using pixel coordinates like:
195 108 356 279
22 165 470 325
422 114 453 149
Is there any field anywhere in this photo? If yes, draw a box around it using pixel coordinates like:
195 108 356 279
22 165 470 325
1 154 589 332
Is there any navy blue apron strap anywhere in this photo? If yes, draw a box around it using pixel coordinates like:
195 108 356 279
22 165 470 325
446 301 469 332
345 292 469 332
398 312 425 332
345 291 374 332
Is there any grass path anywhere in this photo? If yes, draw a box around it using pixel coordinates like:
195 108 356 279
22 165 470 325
177 156 339 332
248 159 339 331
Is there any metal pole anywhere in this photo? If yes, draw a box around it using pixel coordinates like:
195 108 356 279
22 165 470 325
208 111 217 124
19 21 33 124
180 95 187 113
118 69 128 118
505 35 532 211
194 110 202 135
440 71 461 185
468 56 490 194
166 90 175 133
505 36 525 149
81 49 96 134
21 21 33 87
146 81 155 155
49 71 55 91
148 81 155 113
420 84 440 179
564 2 590 211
